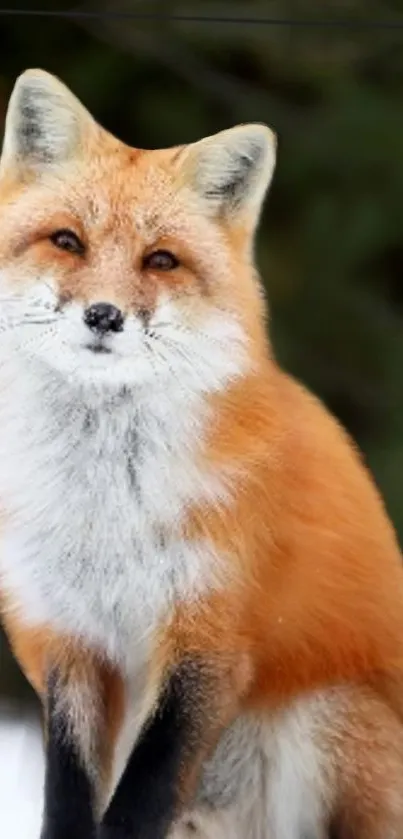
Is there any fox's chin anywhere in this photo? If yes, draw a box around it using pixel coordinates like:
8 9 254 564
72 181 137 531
25 339 158 391
84 342 112 355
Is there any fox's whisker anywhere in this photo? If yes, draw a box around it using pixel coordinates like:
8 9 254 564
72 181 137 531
153 322 238 352
18 317 58 326
144 338 188 393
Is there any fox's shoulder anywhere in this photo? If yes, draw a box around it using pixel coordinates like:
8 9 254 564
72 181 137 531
269 366 392 526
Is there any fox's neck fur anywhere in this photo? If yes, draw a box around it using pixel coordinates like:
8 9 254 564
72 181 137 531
0 334 258 664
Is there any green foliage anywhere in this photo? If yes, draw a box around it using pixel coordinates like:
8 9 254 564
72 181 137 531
1 0 403 700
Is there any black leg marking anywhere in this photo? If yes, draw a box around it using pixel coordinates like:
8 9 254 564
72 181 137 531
99 659 207 839
41 676 96 839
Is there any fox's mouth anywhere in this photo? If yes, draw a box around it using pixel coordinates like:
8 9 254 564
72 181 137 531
84 341 112 355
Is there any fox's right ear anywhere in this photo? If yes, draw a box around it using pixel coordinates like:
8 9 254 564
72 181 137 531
0 69 96 178
175 123 277 235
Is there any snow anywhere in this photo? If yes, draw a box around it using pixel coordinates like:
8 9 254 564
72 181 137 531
0 707 44 838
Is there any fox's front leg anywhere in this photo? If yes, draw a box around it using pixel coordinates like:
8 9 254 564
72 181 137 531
0 605 111 838
40 649 126 839
40 665 101 839
99 653 249 839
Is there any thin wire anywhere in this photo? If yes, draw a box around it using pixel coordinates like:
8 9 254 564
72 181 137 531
0 9 402 30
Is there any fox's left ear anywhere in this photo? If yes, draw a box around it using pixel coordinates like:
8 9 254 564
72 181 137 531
176 123 277 233
0 69 97 178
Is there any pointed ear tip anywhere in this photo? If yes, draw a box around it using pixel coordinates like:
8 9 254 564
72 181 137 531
230 122 277 155
11 69 63 98
17 67 51 78
248 122 277 146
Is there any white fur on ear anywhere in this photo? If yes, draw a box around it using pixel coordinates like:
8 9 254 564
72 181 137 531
178 123 277 230
0 69 96 175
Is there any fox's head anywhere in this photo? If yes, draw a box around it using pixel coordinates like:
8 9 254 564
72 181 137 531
0 70 276 394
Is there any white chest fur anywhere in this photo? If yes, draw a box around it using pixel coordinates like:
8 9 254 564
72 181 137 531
0 357 225 670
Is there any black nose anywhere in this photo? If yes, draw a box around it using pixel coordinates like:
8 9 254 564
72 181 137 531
83 302 124 334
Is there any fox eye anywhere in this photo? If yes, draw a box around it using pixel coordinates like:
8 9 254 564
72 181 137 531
50 229 85 256
143 250 179 271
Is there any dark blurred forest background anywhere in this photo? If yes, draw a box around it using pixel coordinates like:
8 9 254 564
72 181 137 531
2 0 403 705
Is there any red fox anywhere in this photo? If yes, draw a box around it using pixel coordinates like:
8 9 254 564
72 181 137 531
1 68 403 839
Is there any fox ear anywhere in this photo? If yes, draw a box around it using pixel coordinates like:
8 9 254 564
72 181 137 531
0 69 96 177
177 123 277 231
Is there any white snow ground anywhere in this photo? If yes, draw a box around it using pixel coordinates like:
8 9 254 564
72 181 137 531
0 706 44 838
